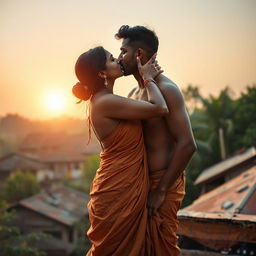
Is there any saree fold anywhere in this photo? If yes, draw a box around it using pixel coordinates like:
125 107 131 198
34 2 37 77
86 120 149 256
146 170 186 256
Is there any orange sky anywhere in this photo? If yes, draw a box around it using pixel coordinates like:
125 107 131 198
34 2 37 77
1 0 255 120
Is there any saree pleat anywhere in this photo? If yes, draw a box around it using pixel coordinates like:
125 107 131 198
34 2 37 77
86 120 149 256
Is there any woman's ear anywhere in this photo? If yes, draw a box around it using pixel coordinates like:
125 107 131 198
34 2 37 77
98 71 106 79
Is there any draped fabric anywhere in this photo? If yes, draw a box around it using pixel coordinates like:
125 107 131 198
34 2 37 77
146 170 185 256
86 120 149 256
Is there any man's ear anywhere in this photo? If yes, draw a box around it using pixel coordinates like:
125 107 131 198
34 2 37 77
136 48 147 64
98 71 106 79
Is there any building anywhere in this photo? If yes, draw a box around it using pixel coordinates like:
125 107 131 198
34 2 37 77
0 153 50 188
178 167 256 255
19 132 100 180
11 185 90 256
194 147 256 193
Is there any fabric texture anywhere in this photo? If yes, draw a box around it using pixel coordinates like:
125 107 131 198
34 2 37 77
86 120 149 256
146 170 185 256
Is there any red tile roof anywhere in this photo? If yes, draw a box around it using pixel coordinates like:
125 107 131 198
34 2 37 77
19 132 101 155
34 150 86 163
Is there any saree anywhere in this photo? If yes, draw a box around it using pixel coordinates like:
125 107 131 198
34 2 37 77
146 170 185 256
86 120 149 256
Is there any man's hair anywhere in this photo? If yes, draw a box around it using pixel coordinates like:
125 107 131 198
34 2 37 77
115 25 159 54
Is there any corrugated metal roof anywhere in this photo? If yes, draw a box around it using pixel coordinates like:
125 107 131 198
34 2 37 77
178 210 256 224
184 167 256 214
177 210 256 250
18 186 89 226
194 147 256 185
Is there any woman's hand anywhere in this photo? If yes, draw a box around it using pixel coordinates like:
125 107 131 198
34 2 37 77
137 53 163 81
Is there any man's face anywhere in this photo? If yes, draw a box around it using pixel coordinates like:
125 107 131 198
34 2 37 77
118 38 137 76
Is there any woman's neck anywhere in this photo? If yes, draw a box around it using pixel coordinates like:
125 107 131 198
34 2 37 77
105 78 115 93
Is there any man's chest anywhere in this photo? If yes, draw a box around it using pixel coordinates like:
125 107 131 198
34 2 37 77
130 87 148 101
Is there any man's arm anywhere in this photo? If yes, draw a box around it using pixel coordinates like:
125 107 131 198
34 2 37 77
148 82 197 216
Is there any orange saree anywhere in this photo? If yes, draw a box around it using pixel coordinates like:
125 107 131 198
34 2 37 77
86 120 149 256
146 170 185 256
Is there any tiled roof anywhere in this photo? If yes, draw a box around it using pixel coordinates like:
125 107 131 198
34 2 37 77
0 153 47 171
19 132 100 155
34 150 86 163
18 186 89 226
194 147 256 185
184 167 256 214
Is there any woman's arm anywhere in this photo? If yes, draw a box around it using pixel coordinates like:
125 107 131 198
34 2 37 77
96 55 169 120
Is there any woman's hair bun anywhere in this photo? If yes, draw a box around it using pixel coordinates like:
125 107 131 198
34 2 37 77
72 82 92 102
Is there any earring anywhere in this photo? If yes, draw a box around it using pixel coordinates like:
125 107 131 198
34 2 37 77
104 76 108 87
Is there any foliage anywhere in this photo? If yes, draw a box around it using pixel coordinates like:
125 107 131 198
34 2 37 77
83 155 100 192
233 85 256 149
64 178 87 192
73 216 91 255
3 170 40 203
182 84 256 207
0 201 48 256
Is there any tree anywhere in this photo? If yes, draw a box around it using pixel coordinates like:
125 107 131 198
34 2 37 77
182 86 237 206
0 201 47 256
233 85 256 149
3 170 40 203
182 84 256 207
182 84 201 114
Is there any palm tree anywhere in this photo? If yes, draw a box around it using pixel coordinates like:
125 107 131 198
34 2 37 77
196 87 236 163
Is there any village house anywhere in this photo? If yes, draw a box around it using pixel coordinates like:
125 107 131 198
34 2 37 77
0 152 51 188
19 132 100 180
178 167 256 256
11 185 90 256
194 147 256 194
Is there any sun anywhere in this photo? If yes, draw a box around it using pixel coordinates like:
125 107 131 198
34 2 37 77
44 90 67 114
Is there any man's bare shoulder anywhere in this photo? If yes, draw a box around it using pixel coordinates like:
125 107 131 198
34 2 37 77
156 75 184 104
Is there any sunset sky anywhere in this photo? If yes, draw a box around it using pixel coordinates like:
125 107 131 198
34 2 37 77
1 0 255 120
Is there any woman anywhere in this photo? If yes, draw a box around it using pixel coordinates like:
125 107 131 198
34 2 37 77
73 46 168 256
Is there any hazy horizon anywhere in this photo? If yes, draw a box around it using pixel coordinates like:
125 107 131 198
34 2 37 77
1 0 255 120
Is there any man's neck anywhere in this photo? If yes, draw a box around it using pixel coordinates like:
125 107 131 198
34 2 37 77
133 70 144 89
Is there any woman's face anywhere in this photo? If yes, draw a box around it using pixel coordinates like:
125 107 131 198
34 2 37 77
104 50 124 80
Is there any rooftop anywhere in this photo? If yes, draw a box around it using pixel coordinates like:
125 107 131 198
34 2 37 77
17 186 89 226
194 147 256 185
0 153 47 171
185 167 256 214
19 132 101 156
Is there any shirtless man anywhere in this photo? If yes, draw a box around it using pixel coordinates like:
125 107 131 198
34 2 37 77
116 25 197 255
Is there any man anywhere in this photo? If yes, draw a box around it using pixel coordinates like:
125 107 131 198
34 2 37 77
116 25 197 255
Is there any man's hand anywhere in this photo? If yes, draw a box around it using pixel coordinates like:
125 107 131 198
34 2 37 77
147 189 166 217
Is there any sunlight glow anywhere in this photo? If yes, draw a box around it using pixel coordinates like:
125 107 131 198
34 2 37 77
44 90 67 114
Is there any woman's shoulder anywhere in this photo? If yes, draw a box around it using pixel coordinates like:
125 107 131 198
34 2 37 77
91 93 126 109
